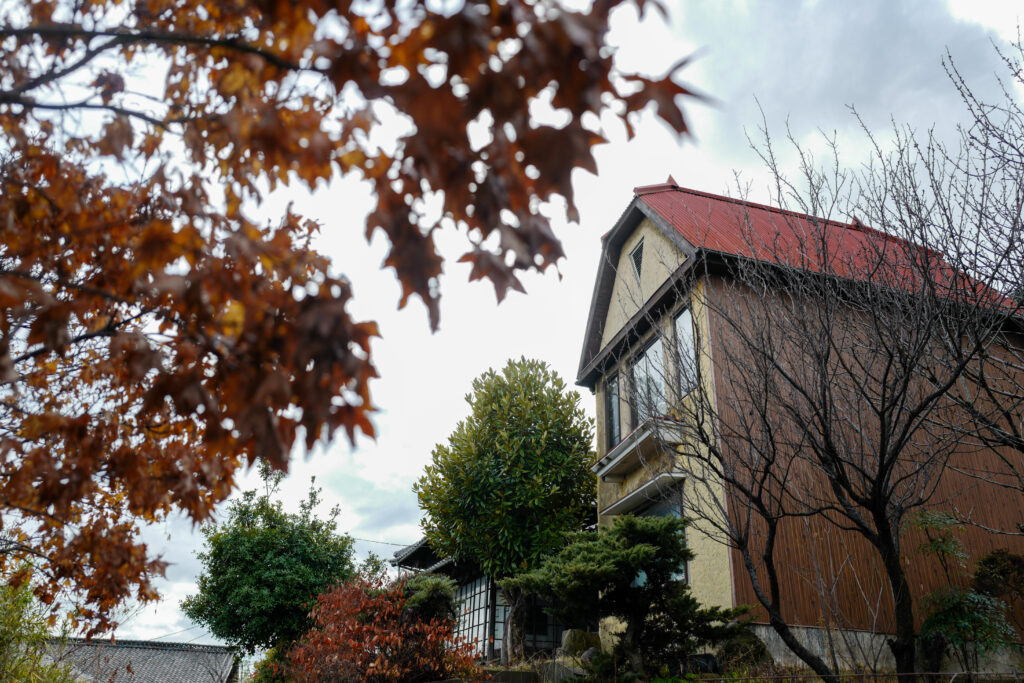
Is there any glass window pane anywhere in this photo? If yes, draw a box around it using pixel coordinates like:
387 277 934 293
631 338 665 425
674 308 696 394
638 485 688 583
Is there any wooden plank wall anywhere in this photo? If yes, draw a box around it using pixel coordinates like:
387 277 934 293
699 274 1024 632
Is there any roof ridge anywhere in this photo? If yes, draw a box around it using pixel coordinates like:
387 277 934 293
56 637 232 654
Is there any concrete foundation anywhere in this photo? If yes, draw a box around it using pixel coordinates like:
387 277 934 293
750 623 1024 675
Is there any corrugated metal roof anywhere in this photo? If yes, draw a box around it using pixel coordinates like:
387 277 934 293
635 182 917 282
634 182 1010 306
577 180 1010 389
49 638 236 683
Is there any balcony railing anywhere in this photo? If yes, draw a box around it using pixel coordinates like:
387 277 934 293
592 417 685 482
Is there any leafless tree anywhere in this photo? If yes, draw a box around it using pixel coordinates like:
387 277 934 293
928 44 1024 517
599 48 1024 680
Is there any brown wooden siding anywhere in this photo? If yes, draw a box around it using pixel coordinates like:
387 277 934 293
701 274 1024 632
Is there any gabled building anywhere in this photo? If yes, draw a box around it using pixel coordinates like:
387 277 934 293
391 539 567 661
575 179 1024 666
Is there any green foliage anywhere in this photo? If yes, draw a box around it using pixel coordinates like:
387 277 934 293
182 474 356 654
401 573 457 623
919 588 1016 673
249 647 290 683
506 515 748 678
416 357 596 661
715 630 771 671
415 357 596 581
355 552 390 583
973 548 1024 631
914 511 968 570
0 578 75 683
579 651 638 683
915 511 1017 677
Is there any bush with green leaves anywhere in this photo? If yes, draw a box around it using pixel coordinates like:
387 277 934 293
0 577 75 683
714 629 771 671
915 511 1017 677
506 514 748 679
919 588 1016 675
973 548 1024 633
415 357 596 662
182 467 356 654
402 573 458 623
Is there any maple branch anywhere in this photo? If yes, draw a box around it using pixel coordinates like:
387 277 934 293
0 499 70 528
0 537 48 560
9 312 148 367
0 96 178 129
0 269 129 305
6 35 127 97
0 23 307 73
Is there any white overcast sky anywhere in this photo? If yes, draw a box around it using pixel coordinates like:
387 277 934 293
115 0 1022 643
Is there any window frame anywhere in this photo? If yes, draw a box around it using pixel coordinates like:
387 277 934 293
673 306 698 398
629 335 666 430
605 373 621 450
629 238 644 281
636 484 689 584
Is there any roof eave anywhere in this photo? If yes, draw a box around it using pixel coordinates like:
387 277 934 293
577 249 717 389
575 197 698 388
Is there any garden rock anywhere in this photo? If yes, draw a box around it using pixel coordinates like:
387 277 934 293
715 630 770 669
560 629 601 656
580 647 600 665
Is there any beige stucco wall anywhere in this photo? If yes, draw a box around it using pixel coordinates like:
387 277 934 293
678 457 733 610
600 218 686 348
594 277 734 621
681 280 733 611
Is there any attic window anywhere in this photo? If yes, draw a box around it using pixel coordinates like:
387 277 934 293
629 239 644 280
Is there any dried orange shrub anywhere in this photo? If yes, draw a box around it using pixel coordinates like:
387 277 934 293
0 0 695 633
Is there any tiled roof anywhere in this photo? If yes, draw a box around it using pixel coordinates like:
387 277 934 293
49 638 237 683
391 537 454 573
391 537 429 565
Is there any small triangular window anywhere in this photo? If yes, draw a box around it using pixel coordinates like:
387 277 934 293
629 239 644 280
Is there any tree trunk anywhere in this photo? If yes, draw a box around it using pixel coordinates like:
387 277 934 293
499 586 526 665
741 541 840 682
877 527 917 681
620 614 646 679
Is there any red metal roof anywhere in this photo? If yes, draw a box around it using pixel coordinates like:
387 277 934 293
631 181 977 297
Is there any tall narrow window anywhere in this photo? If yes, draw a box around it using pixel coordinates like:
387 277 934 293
674 307 697 395
606 374 621 449
631 338 666 428
629 239 644 281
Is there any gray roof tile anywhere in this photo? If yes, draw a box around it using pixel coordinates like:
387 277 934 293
48 638 237 683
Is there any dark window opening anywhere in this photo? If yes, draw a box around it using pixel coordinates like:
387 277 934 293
606 374 621 449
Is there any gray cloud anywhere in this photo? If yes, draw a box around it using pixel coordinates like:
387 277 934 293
676 0 1008 164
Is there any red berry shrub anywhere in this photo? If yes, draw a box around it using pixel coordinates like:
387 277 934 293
285 578 479 682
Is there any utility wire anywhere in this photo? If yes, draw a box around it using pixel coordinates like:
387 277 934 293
349 537 414 547
146 624 204 641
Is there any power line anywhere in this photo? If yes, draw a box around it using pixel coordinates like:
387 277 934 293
349 537 414 547
147 624 204 641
